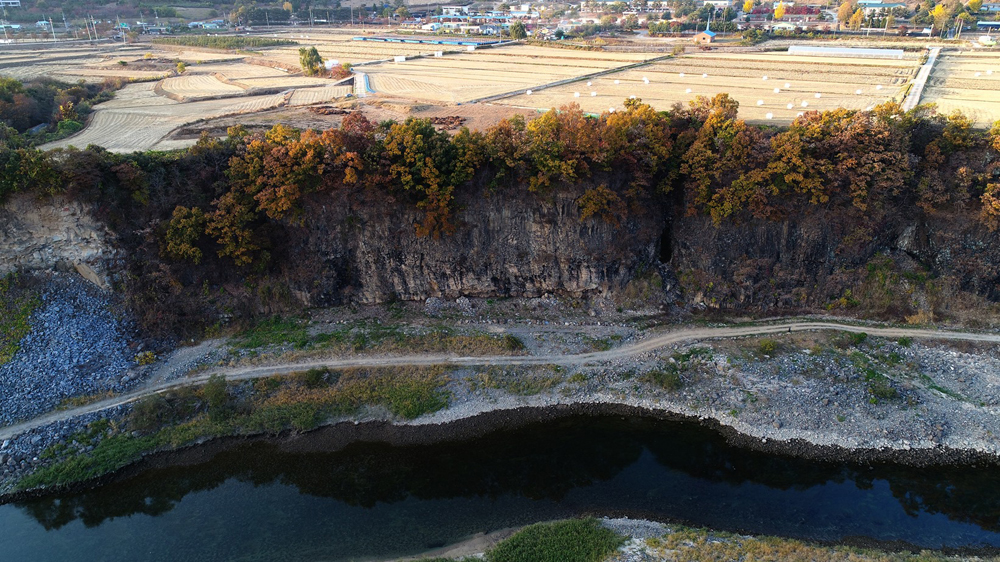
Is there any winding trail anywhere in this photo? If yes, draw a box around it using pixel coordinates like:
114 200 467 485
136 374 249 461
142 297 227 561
2 320 998 441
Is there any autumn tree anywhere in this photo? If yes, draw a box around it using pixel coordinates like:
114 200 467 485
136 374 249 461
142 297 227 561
509 20 527 39
383 118 481 237
980 183 1000 231
523 104 604 193
743 0 754 13
930 4 948 34
774 2 786 19
602 98 676 196
578 184 626 226
849 7 865 30
299 46 324 76
484 114 530 186
679 94 768 221
837 1 855 28
164 206 207 263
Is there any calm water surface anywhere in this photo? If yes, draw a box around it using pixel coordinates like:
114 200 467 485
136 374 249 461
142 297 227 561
3 415 1000 561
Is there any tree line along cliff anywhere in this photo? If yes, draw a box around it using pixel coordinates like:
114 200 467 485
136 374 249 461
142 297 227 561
1 93 999 337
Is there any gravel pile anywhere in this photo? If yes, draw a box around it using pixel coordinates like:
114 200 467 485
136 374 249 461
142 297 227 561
0 274 137 427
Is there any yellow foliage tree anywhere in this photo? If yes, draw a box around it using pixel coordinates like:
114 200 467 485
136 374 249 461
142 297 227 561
743 0 754 13
849 7 865 30
837 1 855 28
930 4 948 33
774 2 786 19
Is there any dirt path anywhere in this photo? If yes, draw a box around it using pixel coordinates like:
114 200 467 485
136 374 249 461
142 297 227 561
2 321 997 441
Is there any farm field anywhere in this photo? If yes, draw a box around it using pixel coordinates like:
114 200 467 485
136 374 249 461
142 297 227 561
497 51 921 124
42 86 290 152
921 50 1000 126
158 74 247 100
7 33 996 154
362 44 657 103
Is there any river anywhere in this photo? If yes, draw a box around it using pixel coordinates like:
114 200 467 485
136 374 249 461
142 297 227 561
3 415 1000 561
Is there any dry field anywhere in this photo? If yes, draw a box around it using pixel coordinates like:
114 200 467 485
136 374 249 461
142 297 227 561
0 40 360 151
497 51 920 124
362 44 656 103
159 74 247 100
42 85 289 152
921 50 1000 126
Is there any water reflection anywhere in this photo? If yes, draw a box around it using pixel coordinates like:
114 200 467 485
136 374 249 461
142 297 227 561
12 415 1000 553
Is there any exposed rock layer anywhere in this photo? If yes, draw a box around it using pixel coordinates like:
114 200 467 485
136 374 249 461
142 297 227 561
0 193 116 289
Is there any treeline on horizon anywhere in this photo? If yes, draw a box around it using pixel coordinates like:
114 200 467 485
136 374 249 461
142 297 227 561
0 94 998 336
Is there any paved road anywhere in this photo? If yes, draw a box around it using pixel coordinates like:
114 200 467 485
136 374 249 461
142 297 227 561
2 320 997 441
903 46 940 111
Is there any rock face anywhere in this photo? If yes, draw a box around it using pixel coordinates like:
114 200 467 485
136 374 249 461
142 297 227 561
287 186 669 305
0 193 116 289
668 208 1000 313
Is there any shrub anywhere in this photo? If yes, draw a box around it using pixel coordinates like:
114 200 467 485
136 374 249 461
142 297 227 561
501 334 526 352
897 337 913 347
758 338 778 355
134 351 156 365
645 368 682 391
298 367 331 389
487 518 624 562
203 374 229 420
129 395 171 432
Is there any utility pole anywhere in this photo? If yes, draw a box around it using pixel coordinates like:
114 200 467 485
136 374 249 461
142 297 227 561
49 17 56 41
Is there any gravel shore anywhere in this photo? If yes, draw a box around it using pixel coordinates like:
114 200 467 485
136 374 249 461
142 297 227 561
4 289 1000 496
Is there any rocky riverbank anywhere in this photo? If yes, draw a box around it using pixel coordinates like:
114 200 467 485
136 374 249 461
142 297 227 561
3 288 1000 498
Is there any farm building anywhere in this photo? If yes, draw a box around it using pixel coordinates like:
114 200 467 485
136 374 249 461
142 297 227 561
857 0 905 14
0 0 20 6
693 28 716 43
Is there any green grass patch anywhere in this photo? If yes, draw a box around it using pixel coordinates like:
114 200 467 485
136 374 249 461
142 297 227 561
232 316 311 350
644 367 683 391
918 374 964 400
468 366 563 396
308 322 526 356
864 369 898 402
18 366 451 491
0 275 40 366
643 347 712 391
150 36 295 49
487 518 624 562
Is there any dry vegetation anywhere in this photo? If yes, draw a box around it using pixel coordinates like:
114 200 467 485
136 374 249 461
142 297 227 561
6 36 993 153
922 50 1000 127
498 51 920 123
363 44 656 103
